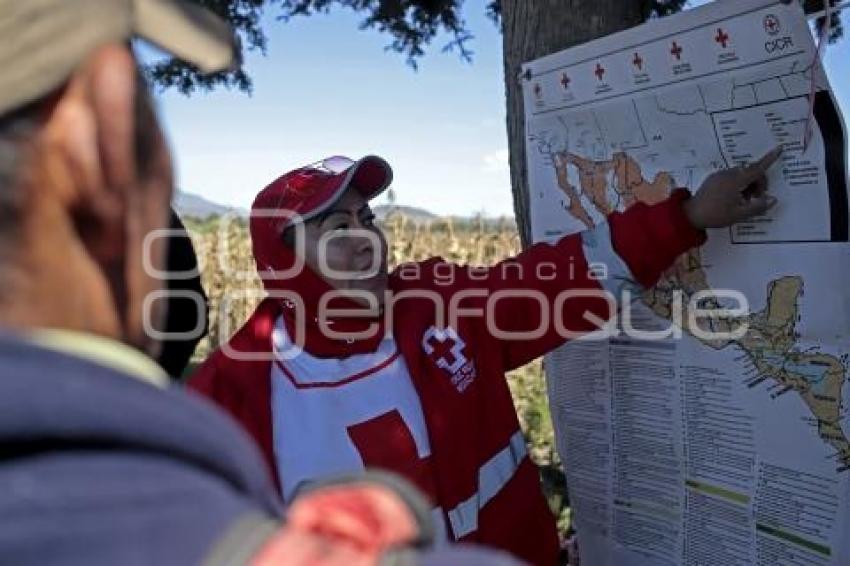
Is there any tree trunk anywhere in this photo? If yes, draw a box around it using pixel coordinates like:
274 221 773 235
501 0 648 247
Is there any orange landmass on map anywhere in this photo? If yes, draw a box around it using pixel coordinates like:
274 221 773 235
560 153 614 216
612 152 674 207
553 151 673 227
553 153 595 229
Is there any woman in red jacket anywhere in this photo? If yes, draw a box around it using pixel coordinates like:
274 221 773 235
190 150 780 564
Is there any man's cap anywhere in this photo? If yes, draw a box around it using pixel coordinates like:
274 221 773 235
0 0 238 116
253 156 393 230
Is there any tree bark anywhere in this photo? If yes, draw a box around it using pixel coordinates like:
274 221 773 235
501 0 648 247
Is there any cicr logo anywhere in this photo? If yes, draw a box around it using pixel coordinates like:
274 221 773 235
765 36 793 53
763 14 781 36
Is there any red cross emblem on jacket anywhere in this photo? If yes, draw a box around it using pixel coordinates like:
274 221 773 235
421 326 476 392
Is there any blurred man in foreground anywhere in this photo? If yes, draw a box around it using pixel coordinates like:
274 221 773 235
0 1 519 564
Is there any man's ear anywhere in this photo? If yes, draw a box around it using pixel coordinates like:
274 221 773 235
41 45 138 263
88 46 138 196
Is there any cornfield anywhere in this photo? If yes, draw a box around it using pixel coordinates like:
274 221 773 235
183 212 570 535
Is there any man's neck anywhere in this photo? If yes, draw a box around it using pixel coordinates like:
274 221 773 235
0 255 122 340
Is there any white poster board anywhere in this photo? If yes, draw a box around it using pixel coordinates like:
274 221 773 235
522 1 850 564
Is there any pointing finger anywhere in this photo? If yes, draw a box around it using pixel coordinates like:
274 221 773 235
741 146 783 183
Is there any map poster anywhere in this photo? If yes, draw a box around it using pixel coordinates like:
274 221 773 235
522 1 850 565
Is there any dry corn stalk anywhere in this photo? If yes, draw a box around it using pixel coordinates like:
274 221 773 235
186 213 520 360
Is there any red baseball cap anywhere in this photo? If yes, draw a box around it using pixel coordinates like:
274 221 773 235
252 155 393 229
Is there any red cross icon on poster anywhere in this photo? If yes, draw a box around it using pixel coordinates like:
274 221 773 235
715 28 730 48
594 63 605 81
671 41 683 60
633 52 643 71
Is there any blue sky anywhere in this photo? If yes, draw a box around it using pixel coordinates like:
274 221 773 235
151 2 850 217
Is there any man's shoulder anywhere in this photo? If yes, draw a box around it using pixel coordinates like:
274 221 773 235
0 446 266 565
0 332 281 510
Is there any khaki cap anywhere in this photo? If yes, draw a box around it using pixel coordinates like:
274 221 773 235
0 0 238 116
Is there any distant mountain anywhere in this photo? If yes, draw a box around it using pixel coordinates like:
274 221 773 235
373 204 438 222
173 191 246 219
173 192 514 226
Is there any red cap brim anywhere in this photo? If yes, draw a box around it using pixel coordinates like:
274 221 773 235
299 155 393 223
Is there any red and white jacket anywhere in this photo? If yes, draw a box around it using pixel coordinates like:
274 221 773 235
189 190 706 565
